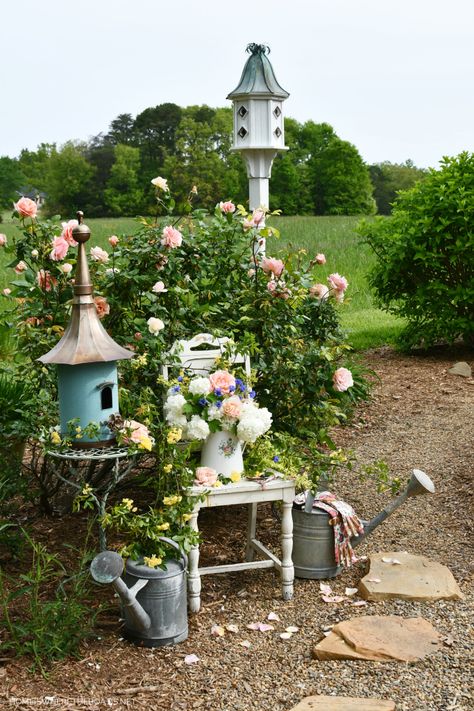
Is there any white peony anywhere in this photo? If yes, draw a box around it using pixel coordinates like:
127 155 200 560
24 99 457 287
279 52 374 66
237 406 272 443
164 393 186 414
188 376 212 396
165 412 187 428
185 415 210 441
207 404 223 422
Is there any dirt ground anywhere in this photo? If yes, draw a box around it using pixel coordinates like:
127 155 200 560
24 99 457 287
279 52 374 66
1 346 473 711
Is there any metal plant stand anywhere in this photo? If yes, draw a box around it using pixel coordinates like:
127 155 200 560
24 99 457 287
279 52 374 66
48 446 139 551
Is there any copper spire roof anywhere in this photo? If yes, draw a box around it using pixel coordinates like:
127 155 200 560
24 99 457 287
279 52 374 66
39 212 134 365
227 44 289 100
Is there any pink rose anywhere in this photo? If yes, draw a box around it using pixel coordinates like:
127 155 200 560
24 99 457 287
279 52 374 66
134 332 143 341
3 288 11 296
251 208 265 226
122 420 150 444
194 466 218 487
267 280 277 293
261 257 284 277
333 367 354 392
90 246 109 263
61 220 78 246
94 296 110 319
222 396 243 420
248 268 255 278
209 370 236 394
161 225 183 249
109 235 119 247
15 197 37 219
50 236 69 261
0 234 7 246
14 261 28 274
152 280 167 293
315 253 326 265
219 201 236 214
309 283 329 300
60 262 73 275
328 273 348 293
37 269 56 291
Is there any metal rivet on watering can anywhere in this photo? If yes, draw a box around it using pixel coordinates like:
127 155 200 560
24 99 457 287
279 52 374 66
90 538 188 647
292 469 435 579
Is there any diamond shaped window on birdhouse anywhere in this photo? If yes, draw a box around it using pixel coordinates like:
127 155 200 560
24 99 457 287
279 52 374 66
273 106 281 118
274 127 282 138
238 126 248 138
238 106 248 118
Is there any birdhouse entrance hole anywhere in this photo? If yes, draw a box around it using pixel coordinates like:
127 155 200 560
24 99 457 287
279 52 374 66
101 385 113 410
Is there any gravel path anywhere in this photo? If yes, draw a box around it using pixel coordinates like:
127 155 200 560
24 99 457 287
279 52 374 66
1 347 473 711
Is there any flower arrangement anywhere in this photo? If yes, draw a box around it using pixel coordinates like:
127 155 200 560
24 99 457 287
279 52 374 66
163 369 272 445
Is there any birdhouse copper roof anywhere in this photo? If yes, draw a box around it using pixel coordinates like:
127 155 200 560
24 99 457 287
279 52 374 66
38 212 134 366
227 44 289 100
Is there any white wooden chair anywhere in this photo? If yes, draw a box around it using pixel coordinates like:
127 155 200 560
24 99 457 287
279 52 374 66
162 333 294 612
161 332 251 382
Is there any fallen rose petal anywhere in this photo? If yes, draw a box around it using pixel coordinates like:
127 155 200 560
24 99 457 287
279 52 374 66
352 600 369 607
211 625 225 637
366 577 382 583
267 612 280 622
246 623 260 631
345 587 358 596
382 557 402 565
323 630 332 637
319 582 332 595
184 654 200 665
285 626 299 633
321 595 345 603
225 624 239 634
239 640 251 648
279 632 292 640
257 623 274 632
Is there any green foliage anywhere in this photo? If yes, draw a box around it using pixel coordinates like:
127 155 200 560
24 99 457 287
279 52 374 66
369 160 427 214
358 152 474 349
0 533 98 675
44 142 96 217
104 144 145 215
0 156 25 211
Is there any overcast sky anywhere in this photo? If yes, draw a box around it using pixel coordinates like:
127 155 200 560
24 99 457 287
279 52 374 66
1 0 473 168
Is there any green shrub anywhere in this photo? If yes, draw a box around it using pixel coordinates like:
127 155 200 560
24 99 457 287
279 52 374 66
358 152 474 349
0 533 98 675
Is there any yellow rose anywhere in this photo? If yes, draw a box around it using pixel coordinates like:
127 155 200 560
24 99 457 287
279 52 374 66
163 495 183 506
213 480 223 488
230 471 242 483
143 555 162 568
157 522 170 531
167 428 182 444
50 431 61 445
163 464 173 473
122 498 134 511
181 513 192 522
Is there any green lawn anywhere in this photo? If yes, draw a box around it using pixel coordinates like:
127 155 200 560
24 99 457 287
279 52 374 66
0 212 403 351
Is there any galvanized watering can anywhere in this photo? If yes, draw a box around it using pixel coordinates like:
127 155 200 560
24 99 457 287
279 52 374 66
90 537 188 647
292 469 435 579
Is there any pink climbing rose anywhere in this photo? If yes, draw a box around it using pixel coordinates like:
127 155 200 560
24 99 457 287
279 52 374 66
60 220 78 246
333 367 354 392
161 225 183 249
15 197 37 218
315 253 326 265
309 283 330 300
219 201 236 214
50 236 69 261
194 466 218 487
0 234 7 246
108 235 119 247
261 257 284 277
90 246 109 263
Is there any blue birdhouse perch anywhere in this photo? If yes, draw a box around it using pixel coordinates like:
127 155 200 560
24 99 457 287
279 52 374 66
38 212 134 447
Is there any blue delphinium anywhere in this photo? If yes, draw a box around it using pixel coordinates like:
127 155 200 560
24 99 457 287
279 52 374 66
172 385 181 393
249 390 256 399
198 398 208 407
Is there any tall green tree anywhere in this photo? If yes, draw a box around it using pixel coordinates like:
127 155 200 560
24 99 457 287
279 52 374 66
104 144 145 216
369 160 427 214
44 142 96 217
17 143 55 194
0 157 26 211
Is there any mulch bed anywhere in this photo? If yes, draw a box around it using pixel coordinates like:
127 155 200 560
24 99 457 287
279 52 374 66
1 346 473 711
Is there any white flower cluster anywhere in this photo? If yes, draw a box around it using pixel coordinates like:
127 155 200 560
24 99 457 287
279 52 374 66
185 415 210 441
236 402 272 444
164 392 187 428
188 376 211 396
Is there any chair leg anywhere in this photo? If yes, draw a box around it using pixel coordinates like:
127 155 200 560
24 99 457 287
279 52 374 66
188 508 201 613
281 500 294 600
245 503 258 561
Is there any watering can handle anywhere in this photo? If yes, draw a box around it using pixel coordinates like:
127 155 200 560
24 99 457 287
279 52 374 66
158 536 188 571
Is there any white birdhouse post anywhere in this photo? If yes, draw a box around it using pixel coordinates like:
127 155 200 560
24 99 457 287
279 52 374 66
227 43 289 255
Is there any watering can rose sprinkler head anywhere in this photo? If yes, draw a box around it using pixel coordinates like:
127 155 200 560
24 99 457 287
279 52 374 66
90 551 152 633
353 468 435 548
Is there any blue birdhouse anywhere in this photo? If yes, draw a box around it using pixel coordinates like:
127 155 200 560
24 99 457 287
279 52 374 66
38 212 134 448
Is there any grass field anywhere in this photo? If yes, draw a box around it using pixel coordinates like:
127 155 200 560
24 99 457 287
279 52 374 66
0 213 404 351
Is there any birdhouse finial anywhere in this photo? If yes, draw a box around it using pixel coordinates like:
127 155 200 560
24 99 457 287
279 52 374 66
246 43 270 56
77 210 84 224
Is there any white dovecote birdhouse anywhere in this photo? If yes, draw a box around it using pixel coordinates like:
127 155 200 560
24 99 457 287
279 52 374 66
227 43 289 212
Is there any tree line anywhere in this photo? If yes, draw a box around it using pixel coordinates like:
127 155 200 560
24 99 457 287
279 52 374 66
0 103 426 218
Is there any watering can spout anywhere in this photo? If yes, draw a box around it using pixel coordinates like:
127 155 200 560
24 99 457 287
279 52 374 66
90 551 152 633
352 469 435 548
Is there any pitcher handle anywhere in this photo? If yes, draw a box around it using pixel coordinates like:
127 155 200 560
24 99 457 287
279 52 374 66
158 536 188 571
